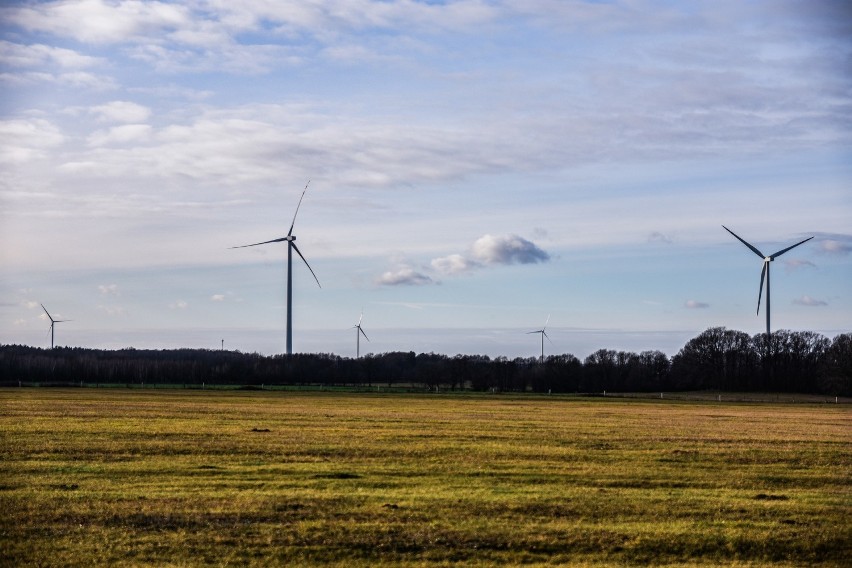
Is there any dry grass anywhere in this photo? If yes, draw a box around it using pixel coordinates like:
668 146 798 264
1 389 850 566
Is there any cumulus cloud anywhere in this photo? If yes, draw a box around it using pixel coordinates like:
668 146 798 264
430 234 549 277
21 300 39 309
376 267 434 286
210 294 225 301
471 234 550 265
684 300 709 309
793 295 827 307
431 253 480 276
433 233 549 277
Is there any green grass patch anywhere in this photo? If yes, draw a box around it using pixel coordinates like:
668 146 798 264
0 389 849 566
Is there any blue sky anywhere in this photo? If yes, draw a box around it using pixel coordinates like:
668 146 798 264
1 0 850 359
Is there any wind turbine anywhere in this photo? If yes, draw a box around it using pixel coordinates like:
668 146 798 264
231 182 321 355
527 315 551 363
722 226 813 336
41 304 70 349
353 311 369 358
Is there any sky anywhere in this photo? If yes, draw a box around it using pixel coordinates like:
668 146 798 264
1 0 850 360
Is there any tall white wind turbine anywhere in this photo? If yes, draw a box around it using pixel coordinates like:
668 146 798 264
41 304 70 349
232 182 321 355
353 311 369 358
527 315 551 363
722 226 813 336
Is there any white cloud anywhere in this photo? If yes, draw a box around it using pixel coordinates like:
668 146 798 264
376 267 434 286
0 40 100 68
210 294 225 301
58 71 117 90
87 124 152 147
429 234 550 277
431 253 479 276
0 70 117 90
3 0 190 44
169 300 188 309
793 295 827 307
0 118 64 163
21 300 39 309
13 318 26 325
684 300 709 309
91 101 152 123
471 234 550 265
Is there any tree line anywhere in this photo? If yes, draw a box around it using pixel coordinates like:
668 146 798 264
1 327 849 395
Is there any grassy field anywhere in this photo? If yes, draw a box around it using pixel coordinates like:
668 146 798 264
0 390 849 567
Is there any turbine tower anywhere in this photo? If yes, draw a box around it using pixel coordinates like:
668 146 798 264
232 182 321 355
527 315 551 363
41 304 69 349
353 311 369 358
722 226 813 336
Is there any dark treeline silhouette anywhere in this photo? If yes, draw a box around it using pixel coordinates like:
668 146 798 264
1 328 850 395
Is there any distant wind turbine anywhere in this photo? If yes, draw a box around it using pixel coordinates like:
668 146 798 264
527 315 552 363
41 304 70 349
722 226 813 336
231 182 321 355
353 311 369 358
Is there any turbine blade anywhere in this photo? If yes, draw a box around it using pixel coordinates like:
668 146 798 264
288 180 311 237
543 314 550 330
41 303 54 322
230 237 288 249
290 242 321 288
757 261 767 315
722 225 764 258
360 327 370 342
543 330 554 345
358 312 363 325
769 236 814 259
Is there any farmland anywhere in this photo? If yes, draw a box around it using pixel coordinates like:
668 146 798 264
0 389 849 566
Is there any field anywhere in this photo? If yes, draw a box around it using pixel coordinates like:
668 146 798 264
0 390 849 567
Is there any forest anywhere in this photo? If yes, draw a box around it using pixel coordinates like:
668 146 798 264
1 327 850 395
